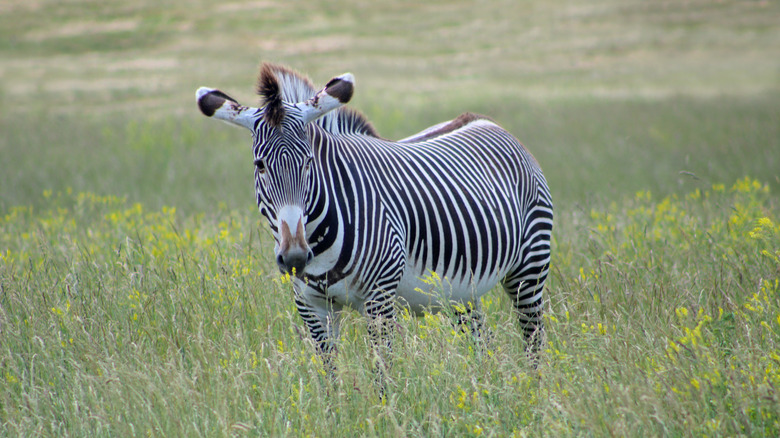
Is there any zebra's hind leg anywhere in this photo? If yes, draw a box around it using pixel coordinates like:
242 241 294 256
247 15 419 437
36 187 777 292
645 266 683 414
502 257 550 363
504 200 552 362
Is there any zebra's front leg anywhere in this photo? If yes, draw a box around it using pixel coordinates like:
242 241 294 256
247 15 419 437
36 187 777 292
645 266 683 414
364 286 398 400
294 290 342 378
453 301 493 352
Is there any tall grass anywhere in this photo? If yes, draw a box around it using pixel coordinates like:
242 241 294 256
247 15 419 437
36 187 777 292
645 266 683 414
1 178 778 436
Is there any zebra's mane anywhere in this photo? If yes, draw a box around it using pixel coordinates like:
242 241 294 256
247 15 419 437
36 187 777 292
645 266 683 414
257 63 379 137
398 113 489 143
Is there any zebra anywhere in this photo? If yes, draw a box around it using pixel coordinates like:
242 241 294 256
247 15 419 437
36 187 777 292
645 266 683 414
196 63 553 378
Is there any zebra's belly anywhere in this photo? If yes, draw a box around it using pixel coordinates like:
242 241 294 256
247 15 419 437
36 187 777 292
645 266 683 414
395 259 505 316
311 248 513 315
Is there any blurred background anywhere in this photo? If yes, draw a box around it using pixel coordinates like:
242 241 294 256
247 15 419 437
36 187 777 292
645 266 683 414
1 0 778 215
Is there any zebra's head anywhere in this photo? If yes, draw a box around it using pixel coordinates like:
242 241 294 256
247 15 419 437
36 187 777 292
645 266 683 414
196 64 354 276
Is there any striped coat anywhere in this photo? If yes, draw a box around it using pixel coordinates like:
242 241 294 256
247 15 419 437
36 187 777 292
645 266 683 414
197 63 553 373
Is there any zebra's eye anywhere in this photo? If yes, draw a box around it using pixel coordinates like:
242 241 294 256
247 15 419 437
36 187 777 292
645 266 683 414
303 157 313 172
254 158 266 174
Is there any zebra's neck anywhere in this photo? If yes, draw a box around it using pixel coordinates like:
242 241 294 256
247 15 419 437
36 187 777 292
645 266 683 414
301 127 352 281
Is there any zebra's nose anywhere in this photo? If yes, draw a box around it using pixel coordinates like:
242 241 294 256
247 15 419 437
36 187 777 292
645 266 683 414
277 248 314 276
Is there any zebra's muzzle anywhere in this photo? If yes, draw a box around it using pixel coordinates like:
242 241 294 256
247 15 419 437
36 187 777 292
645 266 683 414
276 247 314 277
276 205 313 277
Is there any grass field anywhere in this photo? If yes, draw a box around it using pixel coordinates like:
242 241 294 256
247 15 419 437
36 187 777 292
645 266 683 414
2 0 780 436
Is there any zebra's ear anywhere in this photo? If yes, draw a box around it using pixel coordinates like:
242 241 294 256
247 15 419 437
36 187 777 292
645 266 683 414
196 87 258 130
298 73 354 124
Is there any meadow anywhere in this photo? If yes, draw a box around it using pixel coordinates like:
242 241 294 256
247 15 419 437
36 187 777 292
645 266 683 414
1 0 780 436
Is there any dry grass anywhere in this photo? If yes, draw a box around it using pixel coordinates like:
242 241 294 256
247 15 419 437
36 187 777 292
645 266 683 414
1 0 777 117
